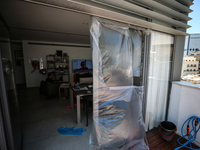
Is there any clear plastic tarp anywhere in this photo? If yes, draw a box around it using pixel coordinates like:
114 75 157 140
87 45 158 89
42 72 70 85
90 17 149 150
130 30 142 77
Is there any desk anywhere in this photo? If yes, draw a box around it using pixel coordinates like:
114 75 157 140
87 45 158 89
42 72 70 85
70 85 93 124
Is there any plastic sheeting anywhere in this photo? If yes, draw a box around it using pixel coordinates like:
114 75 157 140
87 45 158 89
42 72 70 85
130 30 142 77
90 17 149 150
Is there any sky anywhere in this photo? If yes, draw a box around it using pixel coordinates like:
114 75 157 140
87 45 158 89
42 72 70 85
187 0 200 34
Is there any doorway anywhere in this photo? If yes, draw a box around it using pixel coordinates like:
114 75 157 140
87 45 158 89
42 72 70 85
0 16 22 150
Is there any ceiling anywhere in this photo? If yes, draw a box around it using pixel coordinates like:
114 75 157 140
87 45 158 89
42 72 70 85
0 17 9 39
0 0 91 44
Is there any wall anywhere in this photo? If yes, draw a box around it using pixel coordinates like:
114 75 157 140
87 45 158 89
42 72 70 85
172 36 185 81
22 40 91 88
11 42 26 84
168 81 200 145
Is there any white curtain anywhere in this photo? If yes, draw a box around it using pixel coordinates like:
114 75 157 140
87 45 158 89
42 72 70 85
145 31 174 131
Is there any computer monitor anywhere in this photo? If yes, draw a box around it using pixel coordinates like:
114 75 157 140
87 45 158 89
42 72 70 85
72 60 92 72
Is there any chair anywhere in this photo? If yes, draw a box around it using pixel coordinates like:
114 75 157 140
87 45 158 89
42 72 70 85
40 80 59 98
83 95 93 126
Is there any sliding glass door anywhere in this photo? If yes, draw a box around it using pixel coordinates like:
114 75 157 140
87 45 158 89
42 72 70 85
0 17 22 150
145 31 174 131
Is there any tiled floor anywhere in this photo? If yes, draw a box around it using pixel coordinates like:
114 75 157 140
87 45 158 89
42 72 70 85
18 86 92 150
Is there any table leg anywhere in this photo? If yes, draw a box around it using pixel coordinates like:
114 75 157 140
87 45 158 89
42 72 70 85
70 88 74 110
77 95 81 124
59 87 61 102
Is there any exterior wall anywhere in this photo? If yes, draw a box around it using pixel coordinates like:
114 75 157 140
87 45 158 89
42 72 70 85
196 56 200 73
22 40 91 88
168 82 200 146
182 56 199 76
172 36 185 81
190 53 200 73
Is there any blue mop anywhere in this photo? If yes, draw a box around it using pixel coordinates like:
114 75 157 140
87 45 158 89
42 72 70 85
58 126 86 136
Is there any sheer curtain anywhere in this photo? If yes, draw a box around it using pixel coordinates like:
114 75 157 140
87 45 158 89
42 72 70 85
145 31 174 131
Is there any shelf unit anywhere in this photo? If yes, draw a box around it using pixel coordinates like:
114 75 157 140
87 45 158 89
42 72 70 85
46 55 70 83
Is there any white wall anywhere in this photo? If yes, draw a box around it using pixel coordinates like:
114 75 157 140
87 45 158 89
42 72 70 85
168 81 200 145
11 42 26 84
22 40 91 87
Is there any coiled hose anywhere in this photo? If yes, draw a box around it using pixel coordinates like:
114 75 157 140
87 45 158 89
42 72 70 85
175 116 200 150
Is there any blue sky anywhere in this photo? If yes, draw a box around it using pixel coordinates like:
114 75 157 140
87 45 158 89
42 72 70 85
187 0 200 34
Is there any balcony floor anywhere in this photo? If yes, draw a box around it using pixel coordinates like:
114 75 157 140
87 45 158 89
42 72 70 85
147 129 199 150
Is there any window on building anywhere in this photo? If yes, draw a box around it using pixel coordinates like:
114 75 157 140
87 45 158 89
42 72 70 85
191 64 193 67
194 69 196 71
187 69 189 71
194 64 196 67
190 69 192 71
187 64 190 67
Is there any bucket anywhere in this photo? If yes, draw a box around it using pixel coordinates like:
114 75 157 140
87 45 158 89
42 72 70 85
159 121 177 142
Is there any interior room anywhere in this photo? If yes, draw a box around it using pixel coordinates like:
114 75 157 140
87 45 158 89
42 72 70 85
0 1 95 150
1 1 144 149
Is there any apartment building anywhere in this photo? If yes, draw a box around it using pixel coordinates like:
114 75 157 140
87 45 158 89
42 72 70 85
189 51 200 73
184 34 200 56
182 56 199 76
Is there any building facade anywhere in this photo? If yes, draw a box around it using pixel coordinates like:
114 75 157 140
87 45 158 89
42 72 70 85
184 34 200 56
182 56 199 76
189 51 200 73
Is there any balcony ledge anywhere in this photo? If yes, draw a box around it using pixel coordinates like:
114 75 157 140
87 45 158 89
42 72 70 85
169 81 200 146
172 81 200 90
